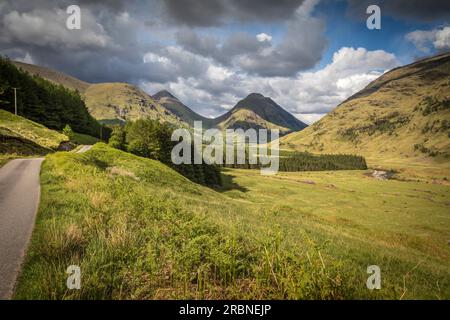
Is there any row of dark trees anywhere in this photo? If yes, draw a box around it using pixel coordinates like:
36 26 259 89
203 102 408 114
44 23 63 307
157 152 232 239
223 150 367 171
0 56 110 140
108 120 222 187
279 152 367 171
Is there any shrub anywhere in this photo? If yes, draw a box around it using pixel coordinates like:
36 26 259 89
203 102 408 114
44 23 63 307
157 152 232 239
62 124 74 141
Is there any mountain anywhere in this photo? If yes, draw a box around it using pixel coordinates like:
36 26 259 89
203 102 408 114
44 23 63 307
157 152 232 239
83 83 182 125
12 61 90 93
153 90 213 127
281 52 450 164
213 93 307 134
11 61 183 126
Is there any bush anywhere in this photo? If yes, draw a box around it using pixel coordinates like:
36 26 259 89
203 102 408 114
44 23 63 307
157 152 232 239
62 124 74 141
108 126 126 151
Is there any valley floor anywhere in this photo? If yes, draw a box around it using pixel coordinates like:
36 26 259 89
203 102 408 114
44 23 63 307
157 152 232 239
14 144 450 299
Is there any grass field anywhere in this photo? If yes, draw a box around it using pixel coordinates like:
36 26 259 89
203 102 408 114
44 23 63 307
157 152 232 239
71 132 101 145
14 143 450 299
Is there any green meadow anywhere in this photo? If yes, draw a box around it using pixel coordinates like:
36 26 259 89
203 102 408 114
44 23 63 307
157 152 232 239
14 144 450 299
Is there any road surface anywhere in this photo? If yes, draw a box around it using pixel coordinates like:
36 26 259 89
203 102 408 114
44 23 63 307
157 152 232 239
0 145 92 299
0 158 44 299
76 145 93 153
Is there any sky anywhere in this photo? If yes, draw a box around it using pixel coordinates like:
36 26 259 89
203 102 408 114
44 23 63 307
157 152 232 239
0 0 449 124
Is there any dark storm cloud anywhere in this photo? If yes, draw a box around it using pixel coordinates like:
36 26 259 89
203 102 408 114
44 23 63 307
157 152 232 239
174 4 327 77
162 0 306 26
175 29 270 66
346 0 450 22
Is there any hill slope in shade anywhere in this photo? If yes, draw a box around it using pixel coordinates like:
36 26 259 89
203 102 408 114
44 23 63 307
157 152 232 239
12 61 90 93
214 93 308 134
153 90 213 127
281 52 450 164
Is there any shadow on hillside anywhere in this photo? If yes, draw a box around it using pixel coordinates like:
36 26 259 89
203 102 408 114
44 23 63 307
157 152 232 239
217 170 249 193
0 135 52 155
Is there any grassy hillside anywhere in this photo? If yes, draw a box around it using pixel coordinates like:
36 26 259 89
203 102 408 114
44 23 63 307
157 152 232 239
84 83 184 126
0 109 68 165
0 57 110 139
281 53 450 170
12 61 90 93
15 144 450 299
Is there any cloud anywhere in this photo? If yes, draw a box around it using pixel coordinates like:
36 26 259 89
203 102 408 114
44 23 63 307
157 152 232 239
0 1 399 123
346 0 450 23
294 113 326 125
256 33 272 42
406 27 450 53
162 0 306 26
434 27 450 50
143 47 399 120
174 0 327 77
1 9 112 49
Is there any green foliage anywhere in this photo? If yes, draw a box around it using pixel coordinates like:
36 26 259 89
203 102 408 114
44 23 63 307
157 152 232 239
108 126 126 151
224 149 367 171
62 124 74 140
14 145 351 299
0 56 111 140
279 152 367 171
107 118 222 187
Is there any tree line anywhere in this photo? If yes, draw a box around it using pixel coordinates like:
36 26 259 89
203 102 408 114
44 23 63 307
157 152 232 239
108 119 222 187
0 56 110 140
223 150 367 171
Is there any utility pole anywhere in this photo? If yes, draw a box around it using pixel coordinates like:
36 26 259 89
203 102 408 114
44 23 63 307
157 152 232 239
12 87 17 115
100 126 103 141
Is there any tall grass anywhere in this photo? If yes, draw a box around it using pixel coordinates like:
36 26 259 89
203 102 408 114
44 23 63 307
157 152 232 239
15 144 350 299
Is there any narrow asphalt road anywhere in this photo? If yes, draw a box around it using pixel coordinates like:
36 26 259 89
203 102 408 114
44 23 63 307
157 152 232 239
76 145 93 153
0 158 44 299
0 145 92 299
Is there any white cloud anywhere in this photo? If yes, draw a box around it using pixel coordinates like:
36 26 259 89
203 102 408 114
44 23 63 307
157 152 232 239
406 26 450 52
15 52 34 64
434 27 450 50
143 47 399 119
1 9 112 49
295 113 326 125
256 33 272 42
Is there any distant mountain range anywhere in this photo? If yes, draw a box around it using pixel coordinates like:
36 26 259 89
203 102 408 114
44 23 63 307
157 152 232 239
12 61 307 134
152 90 307 134
281 52 450 162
